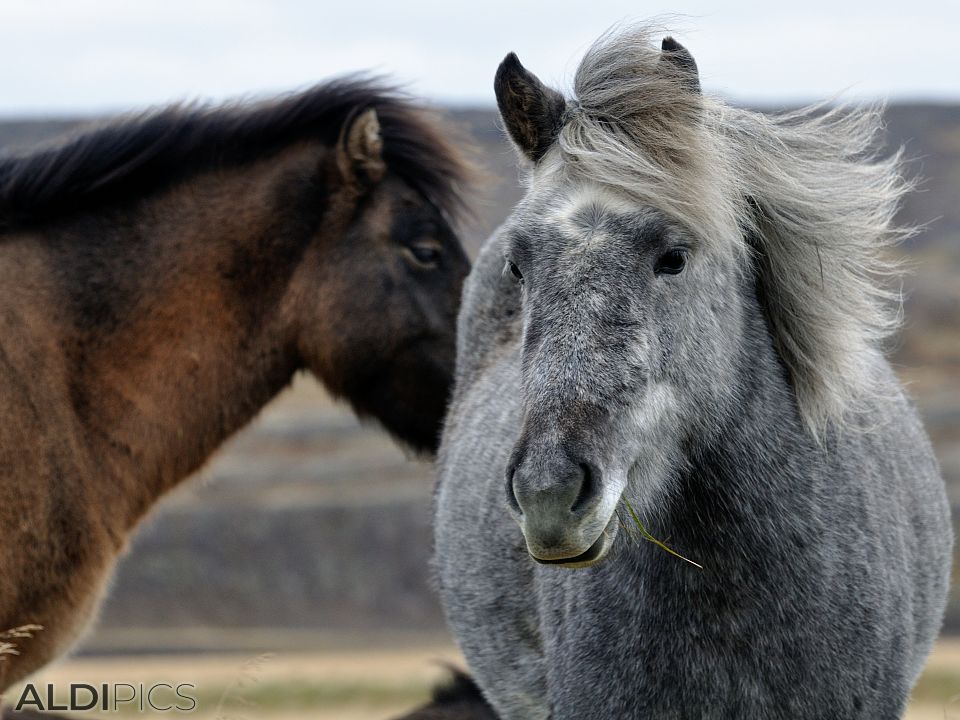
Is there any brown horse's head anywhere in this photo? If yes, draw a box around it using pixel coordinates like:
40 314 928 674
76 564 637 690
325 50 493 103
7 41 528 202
0 80 474 458
292 105 472 454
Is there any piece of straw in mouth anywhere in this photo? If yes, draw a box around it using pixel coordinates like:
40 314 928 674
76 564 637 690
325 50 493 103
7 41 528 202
621 498 703 569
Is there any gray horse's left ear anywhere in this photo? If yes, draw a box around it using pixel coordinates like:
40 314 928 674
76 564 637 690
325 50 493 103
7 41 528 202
660 37 701 93
494 53 567 162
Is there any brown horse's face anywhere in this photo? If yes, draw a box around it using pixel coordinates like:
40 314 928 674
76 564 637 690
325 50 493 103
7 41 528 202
290 108 470 453
317 175 468 453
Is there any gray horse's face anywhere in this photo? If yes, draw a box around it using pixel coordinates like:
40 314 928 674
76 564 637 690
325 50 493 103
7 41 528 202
503 171 741 567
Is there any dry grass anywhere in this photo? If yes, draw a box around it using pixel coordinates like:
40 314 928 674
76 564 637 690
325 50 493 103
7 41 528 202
1 644 461 719
0 626 43 660
1 639 957 719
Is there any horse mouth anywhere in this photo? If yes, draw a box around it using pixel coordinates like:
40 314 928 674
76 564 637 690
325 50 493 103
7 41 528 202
529 527 612 569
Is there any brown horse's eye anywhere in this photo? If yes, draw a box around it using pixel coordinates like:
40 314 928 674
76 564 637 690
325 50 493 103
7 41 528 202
654 248 687 275
508 262 523 281
407 243 441 267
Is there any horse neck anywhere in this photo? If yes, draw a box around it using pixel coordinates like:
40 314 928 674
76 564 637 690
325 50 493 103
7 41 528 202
669 310 826 569
47 144 330 528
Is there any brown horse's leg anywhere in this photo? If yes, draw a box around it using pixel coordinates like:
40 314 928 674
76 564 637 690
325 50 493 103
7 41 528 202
391 671 499 720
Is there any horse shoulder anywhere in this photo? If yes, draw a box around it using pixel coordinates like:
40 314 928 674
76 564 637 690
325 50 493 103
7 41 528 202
841 360 953 675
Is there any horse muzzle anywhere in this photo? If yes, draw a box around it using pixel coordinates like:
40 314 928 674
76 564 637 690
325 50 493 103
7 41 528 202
506 444 622 568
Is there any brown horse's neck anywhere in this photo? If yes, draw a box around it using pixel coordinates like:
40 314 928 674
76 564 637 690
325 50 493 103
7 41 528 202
42 142 336 530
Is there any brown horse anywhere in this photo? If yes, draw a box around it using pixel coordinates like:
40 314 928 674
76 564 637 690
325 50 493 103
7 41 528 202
0 78 472 691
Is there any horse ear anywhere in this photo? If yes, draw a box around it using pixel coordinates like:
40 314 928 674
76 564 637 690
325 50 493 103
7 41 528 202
494 53 567 162
660 37 701 93
336 108 386 188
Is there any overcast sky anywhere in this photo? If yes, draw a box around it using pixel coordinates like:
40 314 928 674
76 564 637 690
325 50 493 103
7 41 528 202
0 1 956 116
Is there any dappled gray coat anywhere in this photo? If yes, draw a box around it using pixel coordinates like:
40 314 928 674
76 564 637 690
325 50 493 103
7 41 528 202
433 25 953 720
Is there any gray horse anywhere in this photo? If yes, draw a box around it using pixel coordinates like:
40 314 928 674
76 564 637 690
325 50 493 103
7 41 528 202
434 25 953 720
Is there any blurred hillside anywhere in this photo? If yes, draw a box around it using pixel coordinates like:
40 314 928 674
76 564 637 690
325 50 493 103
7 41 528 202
0 103 956 650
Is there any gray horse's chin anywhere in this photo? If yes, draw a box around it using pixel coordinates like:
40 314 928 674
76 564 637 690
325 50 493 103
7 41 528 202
528 513 620 569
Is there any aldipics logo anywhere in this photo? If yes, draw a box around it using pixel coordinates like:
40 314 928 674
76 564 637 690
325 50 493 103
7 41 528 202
13 683 197 713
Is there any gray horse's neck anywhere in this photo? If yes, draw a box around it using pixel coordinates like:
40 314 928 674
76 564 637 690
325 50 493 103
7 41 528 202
664 299 827 574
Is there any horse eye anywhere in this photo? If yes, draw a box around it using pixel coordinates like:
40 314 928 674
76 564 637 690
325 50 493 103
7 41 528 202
655 248 687 275
408 243 441 266
508 262 524 281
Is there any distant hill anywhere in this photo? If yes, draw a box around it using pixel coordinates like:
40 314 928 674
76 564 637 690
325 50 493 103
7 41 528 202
1 104 957 650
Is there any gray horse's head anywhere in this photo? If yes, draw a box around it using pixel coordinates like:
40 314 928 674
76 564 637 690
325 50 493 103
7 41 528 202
497 38 739 567
493 30 906 566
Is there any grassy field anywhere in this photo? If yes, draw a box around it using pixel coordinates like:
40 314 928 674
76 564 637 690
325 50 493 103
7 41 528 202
3 640 958 719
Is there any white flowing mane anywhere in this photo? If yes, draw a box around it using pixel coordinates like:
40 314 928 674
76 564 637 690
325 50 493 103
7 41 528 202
556 24 914 433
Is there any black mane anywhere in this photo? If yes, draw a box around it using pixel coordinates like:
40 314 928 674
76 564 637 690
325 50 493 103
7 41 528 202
0 77 471 228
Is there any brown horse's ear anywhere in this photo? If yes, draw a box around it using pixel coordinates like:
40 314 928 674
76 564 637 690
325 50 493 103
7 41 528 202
659 37 701 93
336 108 386 189
494 53 567 162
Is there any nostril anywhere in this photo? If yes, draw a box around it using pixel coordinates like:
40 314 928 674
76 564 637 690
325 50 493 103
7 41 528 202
569 462 595 514
505 463 522 514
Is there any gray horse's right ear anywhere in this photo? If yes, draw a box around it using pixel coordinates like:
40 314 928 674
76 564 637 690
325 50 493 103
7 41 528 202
660 37 701 93
494 53 567 162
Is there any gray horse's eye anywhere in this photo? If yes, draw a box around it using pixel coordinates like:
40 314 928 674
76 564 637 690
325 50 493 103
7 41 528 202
508 261 524 281
654 248 687 275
